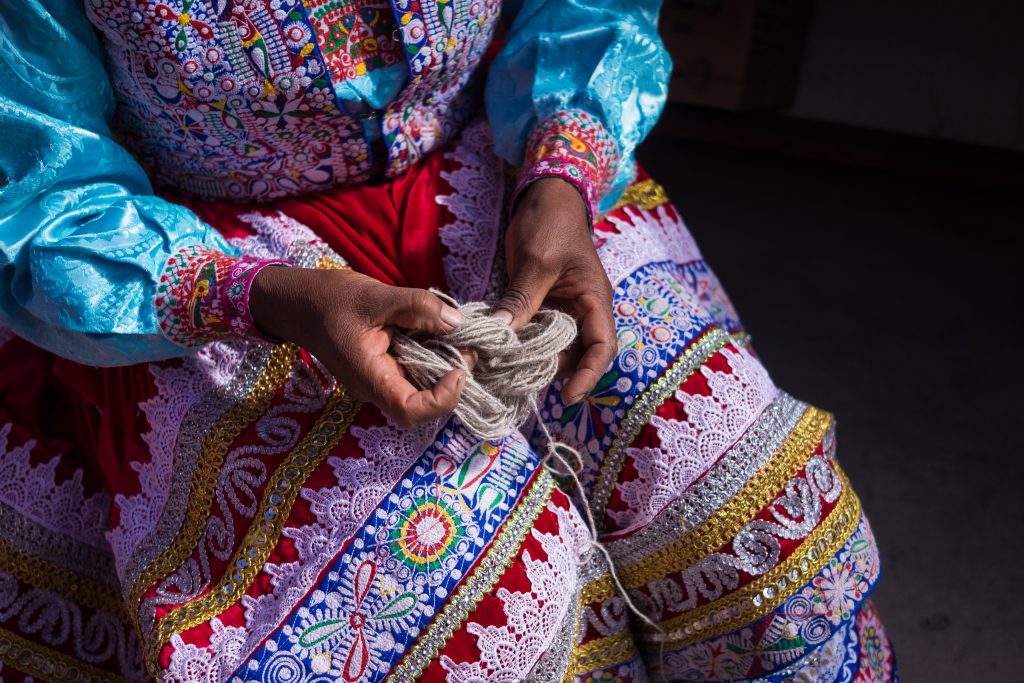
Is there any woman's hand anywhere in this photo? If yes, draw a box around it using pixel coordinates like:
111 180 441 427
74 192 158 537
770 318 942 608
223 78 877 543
249 267 468 427
494 177 616 404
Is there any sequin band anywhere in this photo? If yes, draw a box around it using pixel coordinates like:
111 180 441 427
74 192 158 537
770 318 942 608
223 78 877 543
566 630 639 679
650 473 862 647
0 628 135 683
0 539 124 618
155 245 291 347
618 405 833 589
515 109 621 224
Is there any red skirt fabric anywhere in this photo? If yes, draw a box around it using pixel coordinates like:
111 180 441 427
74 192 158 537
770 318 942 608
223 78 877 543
0 121 895 683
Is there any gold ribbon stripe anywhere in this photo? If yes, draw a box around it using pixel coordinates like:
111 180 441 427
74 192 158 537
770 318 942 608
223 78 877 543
650 472 863 648
0 627 135 683
128 343 296 619
146 386 360 675
602 178 670 217
0 540 124 618
618 406 833 589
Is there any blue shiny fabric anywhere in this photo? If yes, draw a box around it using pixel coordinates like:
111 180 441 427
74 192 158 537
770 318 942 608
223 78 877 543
0 0 669 367
487 0 671 212
0 0 236 366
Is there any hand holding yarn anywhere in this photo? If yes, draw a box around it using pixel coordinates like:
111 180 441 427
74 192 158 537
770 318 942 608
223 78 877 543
391 292 578 440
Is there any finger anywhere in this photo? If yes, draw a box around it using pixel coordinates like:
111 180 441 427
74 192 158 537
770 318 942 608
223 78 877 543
561 297 617 404
370 353 466 427
555 340 583 378
383 287 464 334
492 262 557 330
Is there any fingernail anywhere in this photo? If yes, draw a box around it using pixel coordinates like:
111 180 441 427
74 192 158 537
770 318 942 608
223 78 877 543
440 305 465 329
492 309 513 325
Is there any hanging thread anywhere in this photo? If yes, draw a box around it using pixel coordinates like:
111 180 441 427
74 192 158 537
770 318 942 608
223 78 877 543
391 291 664 644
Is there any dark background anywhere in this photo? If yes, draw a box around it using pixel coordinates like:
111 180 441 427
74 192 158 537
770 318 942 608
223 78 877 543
639 0 1024 680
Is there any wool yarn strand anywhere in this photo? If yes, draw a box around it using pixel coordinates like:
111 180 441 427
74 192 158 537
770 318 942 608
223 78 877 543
390 293 577 440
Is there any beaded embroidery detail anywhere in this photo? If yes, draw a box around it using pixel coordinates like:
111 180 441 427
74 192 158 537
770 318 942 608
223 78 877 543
155 245 290 347
516 109 621 222
305 0 405 80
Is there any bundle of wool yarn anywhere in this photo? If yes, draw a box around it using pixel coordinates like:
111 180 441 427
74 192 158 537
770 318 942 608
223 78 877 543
390 295 577 440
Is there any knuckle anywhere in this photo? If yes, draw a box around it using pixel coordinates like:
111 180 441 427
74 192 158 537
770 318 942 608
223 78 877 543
498 286 531 316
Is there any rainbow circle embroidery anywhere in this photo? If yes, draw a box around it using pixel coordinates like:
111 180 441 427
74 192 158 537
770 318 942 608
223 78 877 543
391 498 461 567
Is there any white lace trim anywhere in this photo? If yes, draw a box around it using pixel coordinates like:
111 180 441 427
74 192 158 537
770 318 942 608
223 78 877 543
107 341 247 582
598 204 703 287
436 119 505 303
0 423 110 549
229 212 321 260
440 498 588 683
611 346 779 531
165 617 247 683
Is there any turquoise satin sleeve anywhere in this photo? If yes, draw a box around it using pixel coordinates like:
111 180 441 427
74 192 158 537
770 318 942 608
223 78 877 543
485 0 671 211
0 0 237 366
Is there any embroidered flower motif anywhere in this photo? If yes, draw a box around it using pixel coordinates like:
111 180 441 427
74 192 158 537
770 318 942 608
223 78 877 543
155 245 290 347
812 556 869 625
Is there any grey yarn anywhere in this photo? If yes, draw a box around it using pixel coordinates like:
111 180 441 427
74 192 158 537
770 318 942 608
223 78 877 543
391 292 577 440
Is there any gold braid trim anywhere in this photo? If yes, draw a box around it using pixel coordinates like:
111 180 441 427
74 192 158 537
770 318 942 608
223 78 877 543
601 178 670 217
128 343 296 623
578 574 615 610
0 540 124 618
385 471 557 683
649 472 862 648
145 386 360 675
565 630 638 680
0 627 135 683
618 406 832 589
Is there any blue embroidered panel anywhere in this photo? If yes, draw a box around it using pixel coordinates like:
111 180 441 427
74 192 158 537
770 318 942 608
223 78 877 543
237 423 540 681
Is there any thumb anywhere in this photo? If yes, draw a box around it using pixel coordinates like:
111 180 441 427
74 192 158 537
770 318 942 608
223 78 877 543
384 287 465 334
492 262 556 330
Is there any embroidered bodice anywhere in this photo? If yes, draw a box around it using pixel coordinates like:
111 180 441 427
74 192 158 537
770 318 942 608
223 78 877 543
86 0 495 200
0 0 669 364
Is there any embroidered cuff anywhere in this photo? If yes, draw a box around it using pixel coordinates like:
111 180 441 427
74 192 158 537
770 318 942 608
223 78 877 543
513 109 621 225
155 245 292 347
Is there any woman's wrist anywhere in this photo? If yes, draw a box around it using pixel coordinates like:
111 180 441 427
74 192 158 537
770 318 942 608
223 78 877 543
250 264 315 343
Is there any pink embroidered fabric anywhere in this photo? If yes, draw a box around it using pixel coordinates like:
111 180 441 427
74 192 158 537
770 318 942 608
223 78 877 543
514 109 621 224
155 246 291 347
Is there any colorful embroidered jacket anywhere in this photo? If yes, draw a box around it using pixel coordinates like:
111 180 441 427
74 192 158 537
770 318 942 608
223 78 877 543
0 0 669 365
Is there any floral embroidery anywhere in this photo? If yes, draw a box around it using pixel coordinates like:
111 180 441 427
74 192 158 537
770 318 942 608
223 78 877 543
306 0 405 80
811 555 871 626
516 109 621 223
84 0 499 201
155 245 290 347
